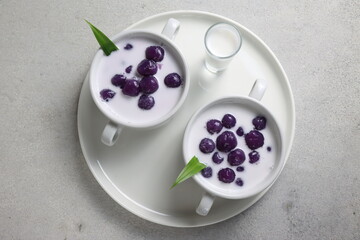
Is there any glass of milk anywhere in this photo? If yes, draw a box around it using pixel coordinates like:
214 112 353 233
204 23 242 73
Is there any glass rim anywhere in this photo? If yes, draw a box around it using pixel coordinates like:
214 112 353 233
204 22 243 59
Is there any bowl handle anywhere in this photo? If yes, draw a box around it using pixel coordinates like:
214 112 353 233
161 18 180 40
196 192 215 216
101 121 123 146
249 79 267 101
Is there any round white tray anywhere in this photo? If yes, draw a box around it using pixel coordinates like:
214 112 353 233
77 10 295 227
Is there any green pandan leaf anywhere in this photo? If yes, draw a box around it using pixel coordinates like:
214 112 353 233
171 156 206 189
85 20 118 56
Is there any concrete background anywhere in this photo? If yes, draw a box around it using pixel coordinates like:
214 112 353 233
0 0 359 239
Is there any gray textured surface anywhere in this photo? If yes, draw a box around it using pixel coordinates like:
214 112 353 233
0 0 359 239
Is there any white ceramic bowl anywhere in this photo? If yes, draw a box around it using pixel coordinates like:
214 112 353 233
182 79 285 216
89 19 190 146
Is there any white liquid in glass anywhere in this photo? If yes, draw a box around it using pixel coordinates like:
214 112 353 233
206 27 240 57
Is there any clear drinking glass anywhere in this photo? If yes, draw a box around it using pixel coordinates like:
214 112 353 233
204 23 242 73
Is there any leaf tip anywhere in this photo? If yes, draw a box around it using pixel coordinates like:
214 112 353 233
84 19 118 56
169 156 206 190
84 19 92 27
